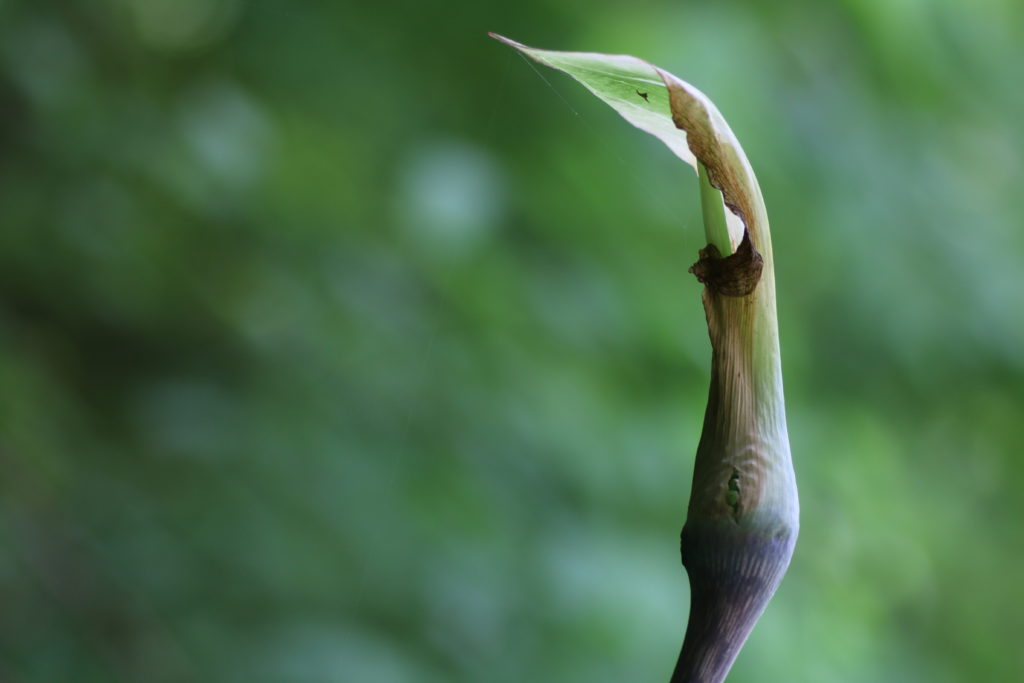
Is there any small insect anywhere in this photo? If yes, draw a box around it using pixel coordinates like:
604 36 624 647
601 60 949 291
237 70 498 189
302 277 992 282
636 89 649 102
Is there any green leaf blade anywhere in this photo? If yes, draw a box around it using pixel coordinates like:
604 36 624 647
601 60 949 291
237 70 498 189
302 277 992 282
490 33 771 261
489 33 696 169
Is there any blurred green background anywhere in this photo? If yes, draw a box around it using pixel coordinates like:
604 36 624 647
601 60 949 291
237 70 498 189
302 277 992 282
2 0 1023 681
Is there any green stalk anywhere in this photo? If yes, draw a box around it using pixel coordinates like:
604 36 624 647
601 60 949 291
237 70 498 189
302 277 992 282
672 194 797 683
697 162 732 257
671 81 798 682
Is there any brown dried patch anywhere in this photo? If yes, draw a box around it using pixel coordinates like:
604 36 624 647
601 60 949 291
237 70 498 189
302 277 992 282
689 229 763 297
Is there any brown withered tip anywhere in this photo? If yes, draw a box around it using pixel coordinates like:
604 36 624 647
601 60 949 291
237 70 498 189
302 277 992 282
689 230 763 297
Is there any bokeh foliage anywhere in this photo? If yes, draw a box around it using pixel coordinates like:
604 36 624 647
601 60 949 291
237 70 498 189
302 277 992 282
2 0 1024 681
